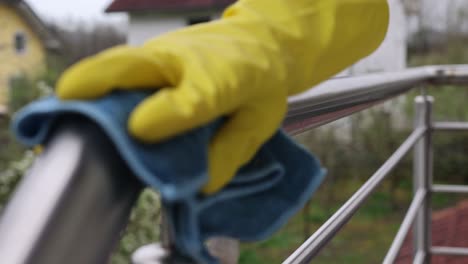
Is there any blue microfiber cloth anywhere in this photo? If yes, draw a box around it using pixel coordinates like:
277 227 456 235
12 91 326 264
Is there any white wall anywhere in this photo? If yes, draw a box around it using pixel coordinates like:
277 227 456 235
351 0 407 74
128 15 186 45
332 0 408 141
128 12 222 45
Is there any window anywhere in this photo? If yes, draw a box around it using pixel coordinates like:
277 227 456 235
187 16 211 26
14 32 27 54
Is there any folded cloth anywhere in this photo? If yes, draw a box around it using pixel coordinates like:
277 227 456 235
12 91 326 264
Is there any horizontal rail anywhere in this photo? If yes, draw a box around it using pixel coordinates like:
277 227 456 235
285 65 468 134
433 122 468 131
431 246 468 256
383 190 426 264
432 184 468 194
282 127 426 264
0 120 142 264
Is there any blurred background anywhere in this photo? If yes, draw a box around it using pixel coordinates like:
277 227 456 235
1 0 468 263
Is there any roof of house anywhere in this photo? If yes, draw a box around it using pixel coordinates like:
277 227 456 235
105 0 236 13
396 200 468 264
1 0 61 50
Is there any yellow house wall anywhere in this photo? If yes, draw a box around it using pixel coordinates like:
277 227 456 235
0 4 46 110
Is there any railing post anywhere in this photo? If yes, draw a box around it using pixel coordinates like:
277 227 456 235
413 95 434 263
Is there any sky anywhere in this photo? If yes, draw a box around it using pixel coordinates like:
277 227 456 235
26 0 127 24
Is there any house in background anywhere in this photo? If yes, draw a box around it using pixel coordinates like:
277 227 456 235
0 0 60 114
106 0 235 46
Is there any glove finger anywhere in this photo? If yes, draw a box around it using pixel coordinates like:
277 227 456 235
128 85 222 142
202 98 287 194
57 45 172 100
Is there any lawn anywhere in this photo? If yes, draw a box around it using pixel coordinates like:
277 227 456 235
239 179 412 263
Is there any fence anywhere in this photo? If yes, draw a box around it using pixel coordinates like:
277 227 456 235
1 65 468 263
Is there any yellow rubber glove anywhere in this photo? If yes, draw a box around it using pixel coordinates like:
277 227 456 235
57 0 389 194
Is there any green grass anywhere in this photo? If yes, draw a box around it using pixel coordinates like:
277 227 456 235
238 179 404 263
238 178 463 264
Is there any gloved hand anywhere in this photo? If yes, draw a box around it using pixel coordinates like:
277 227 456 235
57 0 389 194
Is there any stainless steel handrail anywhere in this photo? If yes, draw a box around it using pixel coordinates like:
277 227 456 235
285 65 468 134
2 65 468 264
0 120 142 264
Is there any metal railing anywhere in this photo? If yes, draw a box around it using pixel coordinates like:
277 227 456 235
285 65 468 264
1 65 468 263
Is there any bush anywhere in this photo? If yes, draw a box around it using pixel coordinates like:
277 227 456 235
0 151 35 209
0 73 51 213
9 74 53 114
111 189 161 264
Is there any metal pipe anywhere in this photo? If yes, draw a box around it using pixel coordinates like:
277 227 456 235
428 65 468 85
412 96 434 264
431 246 468 256
432 184 468 193
0 119 143 264
432 122 468 131
382 190 426 264
282 127 426 264
284 65 468 134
